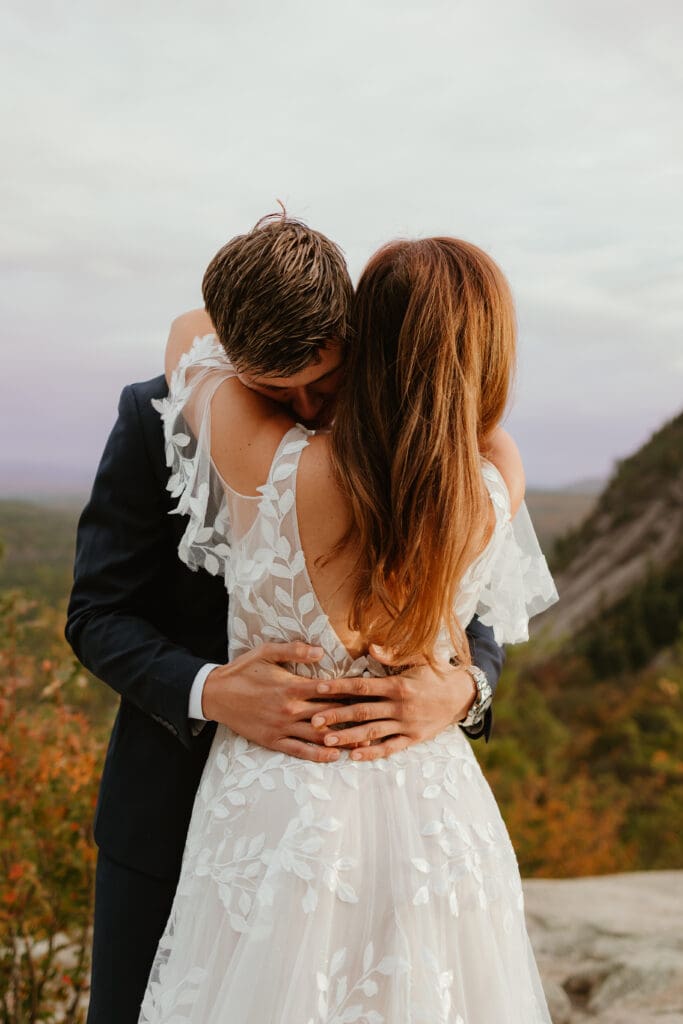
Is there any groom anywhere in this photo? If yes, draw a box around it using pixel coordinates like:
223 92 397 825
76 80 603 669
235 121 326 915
66 213 504 1024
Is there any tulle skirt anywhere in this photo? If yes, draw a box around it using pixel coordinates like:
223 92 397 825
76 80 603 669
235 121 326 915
139 724 551 1024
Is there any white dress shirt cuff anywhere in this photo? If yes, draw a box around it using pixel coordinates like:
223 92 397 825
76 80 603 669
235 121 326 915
189 663 220 723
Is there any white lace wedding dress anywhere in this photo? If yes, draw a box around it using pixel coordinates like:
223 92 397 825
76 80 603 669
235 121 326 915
139 336 559 1024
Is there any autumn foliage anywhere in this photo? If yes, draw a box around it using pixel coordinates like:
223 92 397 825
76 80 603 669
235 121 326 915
478 645 683 877
0 592 104 1024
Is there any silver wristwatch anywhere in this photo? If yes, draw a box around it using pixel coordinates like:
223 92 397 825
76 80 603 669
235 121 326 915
456 664 493 729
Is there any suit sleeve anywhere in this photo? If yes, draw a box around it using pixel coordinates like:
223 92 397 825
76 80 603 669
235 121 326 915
65 384 208 751
461 615 506 742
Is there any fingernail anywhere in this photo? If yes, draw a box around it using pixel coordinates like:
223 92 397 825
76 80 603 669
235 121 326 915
310 646 324 657
351 750 363 760
317 683 330 693
312 714 326 727
324 735 339 745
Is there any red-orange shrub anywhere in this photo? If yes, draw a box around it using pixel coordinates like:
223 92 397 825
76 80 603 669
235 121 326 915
0 593 103 1024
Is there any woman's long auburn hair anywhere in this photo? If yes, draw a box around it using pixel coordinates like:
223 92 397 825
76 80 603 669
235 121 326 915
329 237 516 665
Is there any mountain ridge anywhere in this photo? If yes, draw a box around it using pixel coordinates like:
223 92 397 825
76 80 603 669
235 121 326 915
536 410 683 641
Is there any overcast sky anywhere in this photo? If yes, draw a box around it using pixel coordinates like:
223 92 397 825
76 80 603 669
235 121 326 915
2 0 681 491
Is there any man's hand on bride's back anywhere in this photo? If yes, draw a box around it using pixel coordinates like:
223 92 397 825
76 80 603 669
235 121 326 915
308 646 477 762
202 643 358 763
203 642 477 764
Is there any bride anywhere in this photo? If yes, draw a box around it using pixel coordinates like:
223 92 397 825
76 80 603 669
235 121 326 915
139 231 558 1023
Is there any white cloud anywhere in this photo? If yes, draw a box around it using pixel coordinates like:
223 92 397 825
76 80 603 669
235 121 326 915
1 0 681 488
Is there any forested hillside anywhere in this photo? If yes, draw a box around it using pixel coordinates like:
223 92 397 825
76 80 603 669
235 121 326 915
545 411 683 640
486 410 683 875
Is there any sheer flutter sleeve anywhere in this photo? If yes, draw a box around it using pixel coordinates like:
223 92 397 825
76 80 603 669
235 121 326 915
475 463 559 644
152 334 235 580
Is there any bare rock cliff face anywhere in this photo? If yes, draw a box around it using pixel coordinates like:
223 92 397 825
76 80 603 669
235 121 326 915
541 477 683 639
534 412 683 641
524 872 683 1024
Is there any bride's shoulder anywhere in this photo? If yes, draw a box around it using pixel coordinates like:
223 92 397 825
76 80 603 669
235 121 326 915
171 307 214 334
482 427 525 516
210 386 294 498
165 308 216 378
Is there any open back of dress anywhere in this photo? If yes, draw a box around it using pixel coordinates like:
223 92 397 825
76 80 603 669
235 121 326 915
140 336 558 1024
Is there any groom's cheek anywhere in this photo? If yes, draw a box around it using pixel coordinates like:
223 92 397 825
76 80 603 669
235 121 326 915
314 393 339 428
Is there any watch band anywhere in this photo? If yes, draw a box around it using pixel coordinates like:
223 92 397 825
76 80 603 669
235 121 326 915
453 663 493 729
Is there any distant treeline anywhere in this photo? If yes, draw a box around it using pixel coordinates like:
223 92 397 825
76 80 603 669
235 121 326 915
0 501 79 605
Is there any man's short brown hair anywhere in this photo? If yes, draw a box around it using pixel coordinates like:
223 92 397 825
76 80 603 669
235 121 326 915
202 212 353 377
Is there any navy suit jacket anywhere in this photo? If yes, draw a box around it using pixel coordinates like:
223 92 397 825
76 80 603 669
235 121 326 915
66 375 504 882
